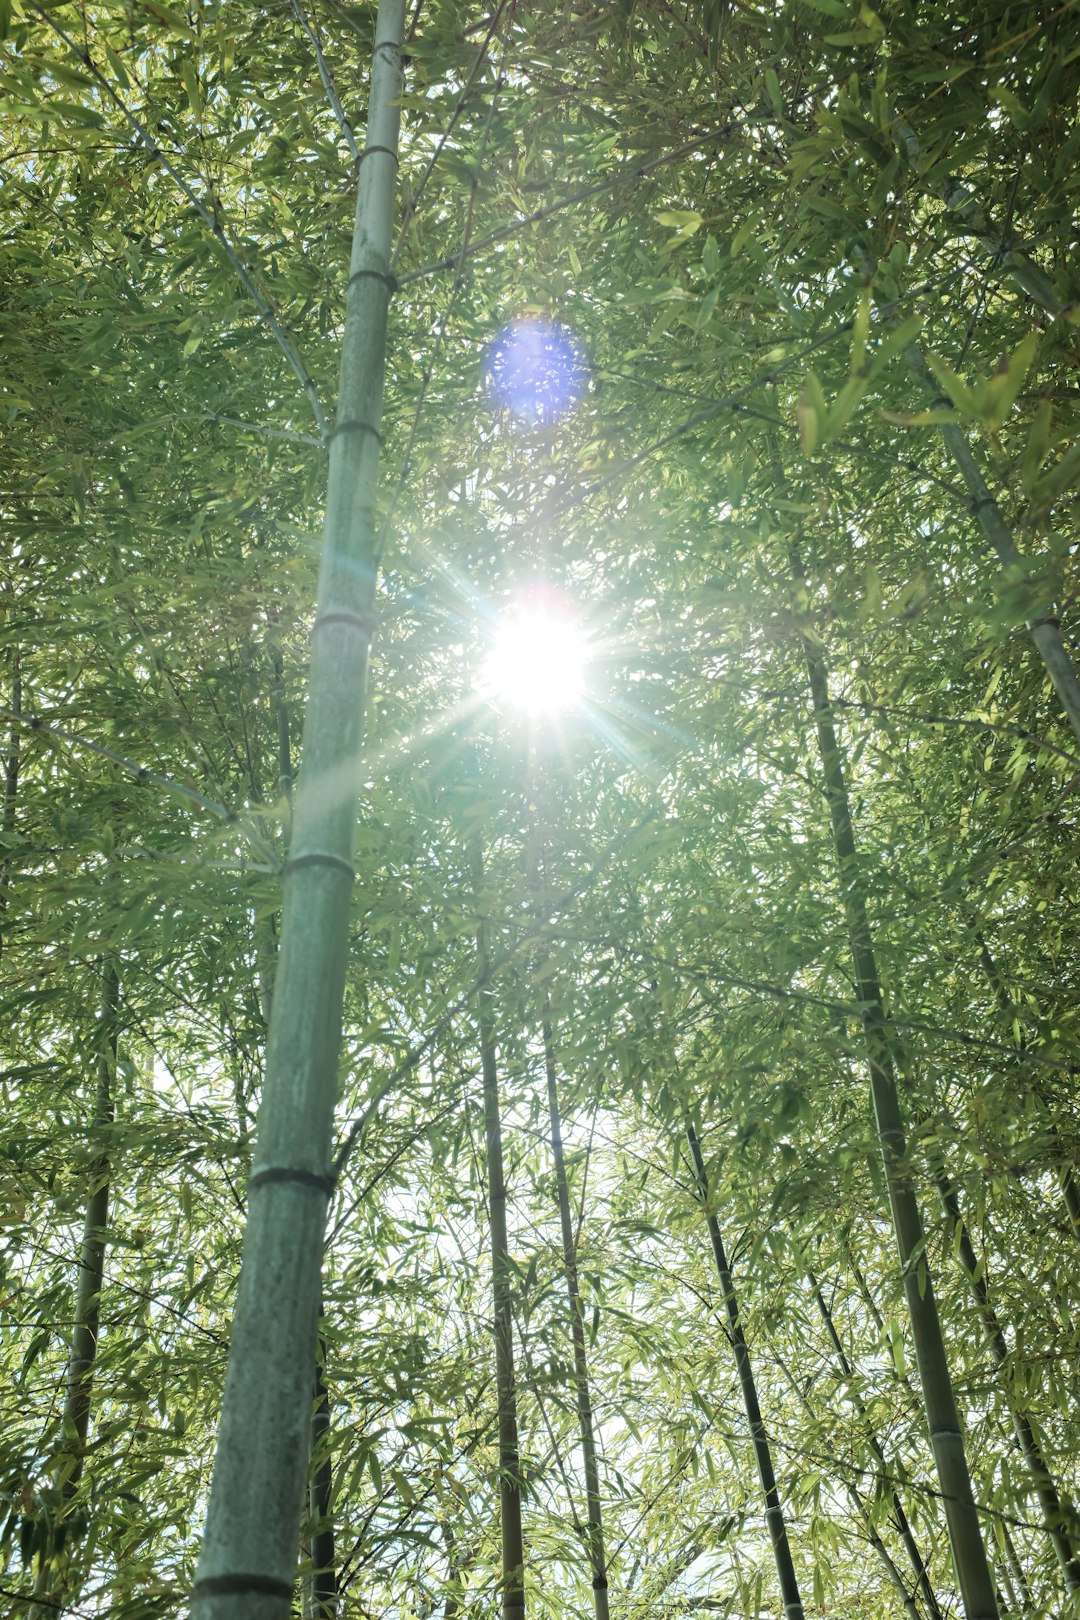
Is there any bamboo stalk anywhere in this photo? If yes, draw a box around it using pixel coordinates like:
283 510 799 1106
685 1121 806 1620
190 7 405 1615
772 1344 924 1619
35 956 119 1612
473 841 526 1620
933 1173 1080 1593
542 1009 609 1620
794 572 999 1620
304 1323 337 1620
969 927 1080 1239
0 654 20 965
807 1271 944 1619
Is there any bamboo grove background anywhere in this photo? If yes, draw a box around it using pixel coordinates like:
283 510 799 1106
2 1 1080 1616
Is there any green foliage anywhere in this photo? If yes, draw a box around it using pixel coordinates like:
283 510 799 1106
3 1 1080 1616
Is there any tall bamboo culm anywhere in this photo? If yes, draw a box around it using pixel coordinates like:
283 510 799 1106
933 1174 1080 1594
472 841 526 1620
793 562 999 1620
542 1010 609 1620
190 7 405 1615
685 1122 805 1620
34 956 119 1614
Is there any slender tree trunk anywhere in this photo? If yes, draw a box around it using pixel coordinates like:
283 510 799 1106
932 1173 1080 1593
999 1519 1034 1614
304 1324 337 1620
684 1121 805 1620
35 957 119 1611
794 577 999 1620
442 1517 462 1620
0 654 20 965
884 118 1080 744
806 1270 944 1619
773 1345 923 1619
541 1009 609 1620
472 842 526 1620
190 8 404 1616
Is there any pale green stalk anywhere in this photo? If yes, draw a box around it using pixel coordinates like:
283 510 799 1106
189 7 404 1616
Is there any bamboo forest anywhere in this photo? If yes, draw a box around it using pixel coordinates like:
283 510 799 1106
4 1 1080 1616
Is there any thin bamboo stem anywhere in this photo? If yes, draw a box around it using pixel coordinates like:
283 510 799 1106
473 842 526 1620
934 1174 1080 1592
35 957 119 1611
0 655 20 965
773 1345 923 1619
795 573 999 1620
542 1010 609 1620
807 1271 944 1619
904 346 1080 749
685 1121 805 1620
305 1324 337 1619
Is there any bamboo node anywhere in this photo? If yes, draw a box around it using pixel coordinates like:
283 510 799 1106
248 1166 337 1197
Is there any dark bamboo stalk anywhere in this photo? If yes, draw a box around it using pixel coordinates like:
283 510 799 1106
58 960 119 1492
542 1009 609 1620
795 575 999 1620
0 655 20 965
933 1174 1080 1592
807 1271 944 1619
685 1121 805 1620
305 1324 337 1620
773 1345 923 1618
472 842 526 1620
35 957 119 1610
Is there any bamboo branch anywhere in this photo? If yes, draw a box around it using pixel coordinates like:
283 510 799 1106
29 5 330 442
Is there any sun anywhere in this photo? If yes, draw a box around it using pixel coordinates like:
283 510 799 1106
479 590 590 717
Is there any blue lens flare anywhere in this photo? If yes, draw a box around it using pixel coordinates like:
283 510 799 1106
484 318 588 425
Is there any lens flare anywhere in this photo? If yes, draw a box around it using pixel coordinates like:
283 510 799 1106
479 589 589 716
484 318 588 425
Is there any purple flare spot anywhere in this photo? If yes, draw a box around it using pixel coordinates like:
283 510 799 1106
484 318 588 425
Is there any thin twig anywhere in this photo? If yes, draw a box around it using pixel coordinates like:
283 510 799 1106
0 704 284 873
391 0 514 270
395 123 739 286
29 4 329 441
290 0 361 164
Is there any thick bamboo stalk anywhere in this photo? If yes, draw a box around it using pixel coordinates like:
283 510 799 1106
685 1121 805 1620
473 843 526 1620
190 7 404 1616
541 1009 609 1620
796 598 999 1620
934 1174 1080 1593
807 1271 944 1619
